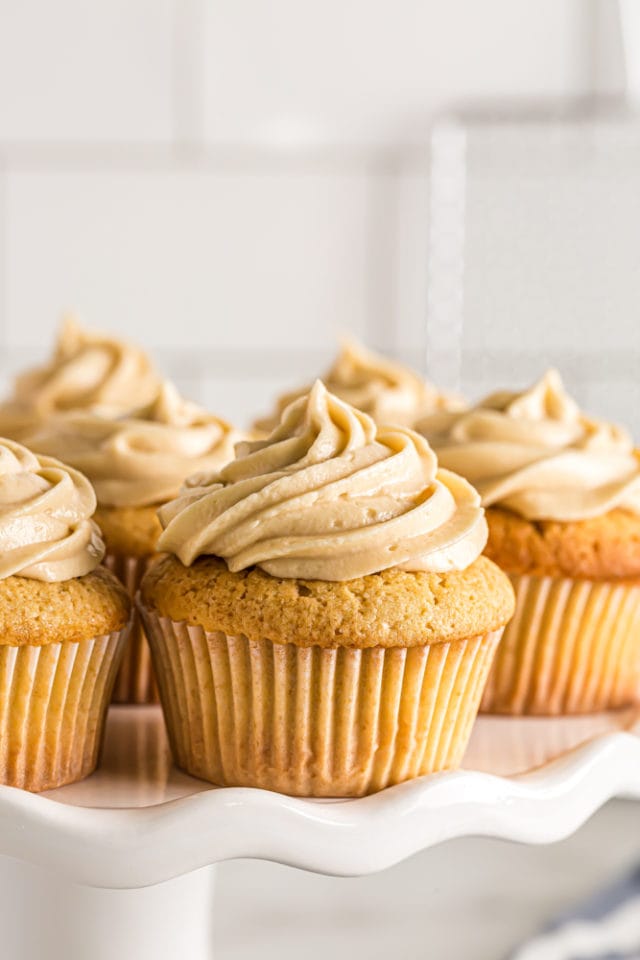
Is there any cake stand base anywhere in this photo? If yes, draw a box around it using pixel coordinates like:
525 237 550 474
0 857 217 960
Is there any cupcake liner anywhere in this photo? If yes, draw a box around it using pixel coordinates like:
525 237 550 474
0 625 130 792
104 553 159 704
481 574 640 716
139 602 501 797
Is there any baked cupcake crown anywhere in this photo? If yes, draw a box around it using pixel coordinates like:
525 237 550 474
158 380 487 580
0 438 104 581
254 335 465 433
27 379 241 509
420 369 640 522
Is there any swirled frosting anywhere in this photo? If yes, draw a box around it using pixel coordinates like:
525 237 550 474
254 337 464 434
158 380 486 581
0 317 163 440
419 369 640 521
26 382 241 509
0 439 104 581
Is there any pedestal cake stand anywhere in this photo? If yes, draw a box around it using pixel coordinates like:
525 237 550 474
0 706 638 960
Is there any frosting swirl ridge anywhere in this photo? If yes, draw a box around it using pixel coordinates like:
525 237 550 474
254 337 464 433
0 317 163 440
26 382 240 508
158 380 486 580
419 369 640 521
0 439 104 581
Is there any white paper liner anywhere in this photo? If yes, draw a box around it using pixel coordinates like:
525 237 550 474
139 601 501 797
0 625 129 791
481 574 640 715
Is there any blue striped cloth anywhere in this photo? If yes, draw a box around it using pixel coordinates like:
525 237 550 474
510 866 640 960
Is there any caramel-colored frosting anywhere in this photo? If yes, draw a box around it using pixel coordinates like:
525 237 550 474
419 369 640 521
27 382 240 509
158 381 486 581
254 337 464 434
0 317 163 440
0 438 104 581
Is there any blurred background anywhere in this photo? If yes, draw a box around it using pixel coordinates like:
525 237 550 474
0 0 638 430
1 2 640 958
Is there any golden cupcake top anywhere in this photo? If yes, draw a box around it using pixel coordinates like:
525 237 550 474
0 567 131 646
158 380 487 581
0 438 104 581
254 337 464 433
27 381 241 509
485 506 640 580
0 317 163 439
142 553 514 647
419 369 640 522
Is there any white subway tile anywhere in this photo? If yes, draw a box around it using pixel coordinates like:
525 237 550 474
203 0 590 146
0 1 173 141
4 168 370 351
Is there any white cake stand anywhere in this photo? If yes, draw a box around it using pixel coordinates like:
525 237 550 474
0 706 638 960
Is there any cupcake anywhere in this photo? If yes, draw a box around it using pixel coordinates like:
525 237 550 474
27 382 241 704
139 381 514 797
0 439 131 791
420 369 640 715
254 336 464 434
0 316 162 442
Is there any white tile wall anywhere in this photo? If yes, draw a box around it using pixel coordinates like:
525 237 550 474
0 0 629 431
5 168 370 351
203 0 590 147
391 170 431 354
0 1 174 142
2 162 430 425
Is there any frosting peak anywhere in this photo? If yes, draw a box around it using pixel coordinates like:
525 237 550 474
158 380 487 580
0 317 163 440
254 337 464 433
420 370 640 522
18 316 162 416
489 369 580 421
0 439 104 581
26 381 240 509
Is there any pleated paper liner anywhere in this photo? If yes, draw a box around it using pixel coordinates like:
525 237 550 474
139 602 502 797
481 574 640 716
104 553 159 704
0 625 130 792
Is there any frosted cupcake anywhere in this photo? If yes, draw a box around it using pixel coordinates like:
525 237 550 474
0 316 162 441
420 370 640 715
27 382 240 703
254 337 464 434
139 382 514 797
0 439 131 791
